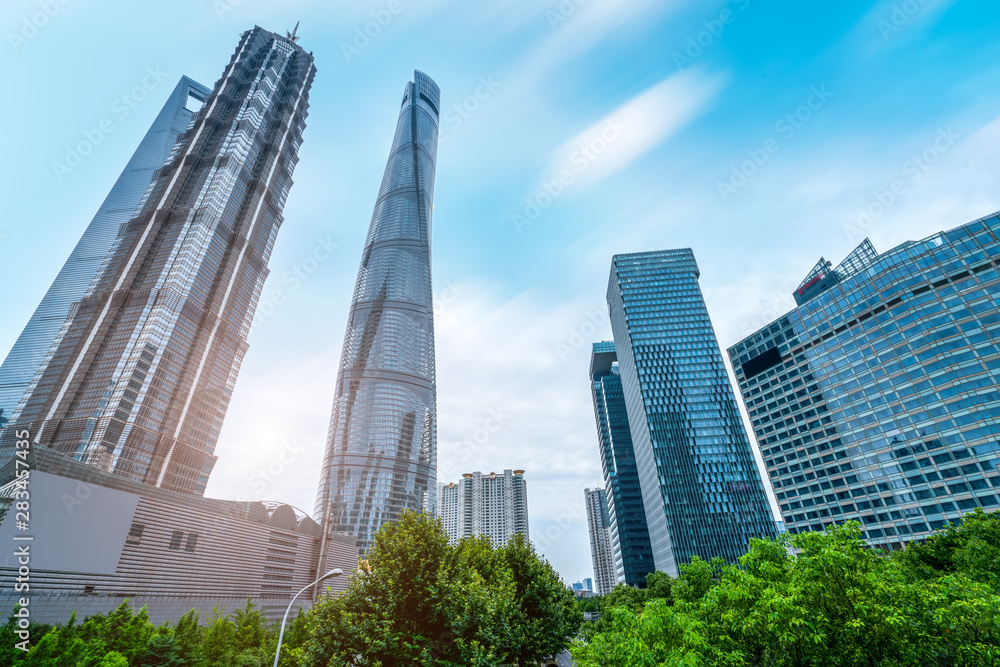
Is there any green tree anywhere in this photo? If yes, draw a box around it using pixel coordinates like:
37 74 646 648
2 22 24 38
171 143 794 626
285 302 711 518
572 519 1000 667
302 510 496 666
139 633 183 667
498 534 582 666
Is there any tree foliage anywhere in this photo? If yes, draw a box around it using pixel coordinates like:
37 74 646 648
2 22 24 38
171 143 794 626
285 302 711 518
301 510 581 666
572 511 1000 667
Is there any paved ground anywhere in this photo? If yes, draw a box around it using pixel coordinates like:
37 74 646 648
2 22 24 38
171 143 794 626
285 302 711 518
555 649 576 666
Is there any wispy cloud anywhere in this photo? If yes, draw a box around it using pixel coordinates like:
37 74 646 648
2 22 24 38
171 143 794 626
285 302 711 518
547 68 727 187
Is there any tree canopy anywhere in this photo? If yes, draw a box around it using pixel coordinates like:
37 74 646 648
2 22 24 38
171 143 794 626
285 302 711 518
572 510 1000 667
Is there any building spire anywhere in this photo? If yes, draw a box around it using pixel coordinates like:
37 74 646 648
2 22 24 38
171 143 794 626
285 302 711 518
286 21 300 43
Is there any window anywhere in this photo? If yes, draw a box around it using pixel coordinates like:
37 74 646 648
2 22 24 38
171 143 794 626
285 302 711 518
184 533 199 553
168 530 184 550
126 523 145 545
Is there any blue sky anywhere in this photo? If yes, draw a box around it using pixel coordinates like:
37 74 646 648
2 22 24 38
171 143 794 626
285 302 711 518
3 0 1000 584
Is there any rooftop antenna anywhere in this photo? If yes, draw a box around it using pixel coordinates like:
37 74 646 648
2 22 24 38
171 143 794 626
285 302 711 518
286 21 300 43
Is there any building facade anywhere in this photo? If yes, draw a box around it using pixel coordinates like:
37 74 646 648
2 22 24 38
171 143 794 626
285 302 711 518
0 444 357 624
436 470 529 546
315 71 440 558
0 76 210 448
584 487 617 595
1 27 316 496
607 250 777 576
727 218 1000 549
590 341 655 588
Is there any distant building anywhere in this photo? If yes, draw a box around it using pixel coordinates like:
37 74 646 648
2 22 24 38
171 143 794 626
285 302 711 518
590 342 655 587
584 488 617 595
0 444 357 624
436 470 529 546
570 581 595 598
583 577 593 592
727 219 1000 548
607 249 777 576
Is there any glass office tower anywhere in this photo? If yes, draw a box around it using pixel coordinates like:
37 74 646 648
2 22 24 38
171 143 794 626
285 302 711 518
2 27 316 495
728 217 1000 549
0 77 210 435
315 71 440 558
590 341 654 587
608 250 777 576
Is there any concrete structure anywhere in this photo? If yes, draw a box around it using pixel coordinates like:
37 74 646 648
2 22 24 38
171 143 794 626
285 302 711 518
607 250 777 576
0 443 356 623
728 218 1000 548
436 470 529 546
584 488 617 595
315 71 441 559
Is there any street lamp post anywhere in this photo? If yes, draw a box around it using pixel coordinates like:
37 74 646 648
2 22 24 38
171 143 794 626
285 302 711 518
273 568 343 667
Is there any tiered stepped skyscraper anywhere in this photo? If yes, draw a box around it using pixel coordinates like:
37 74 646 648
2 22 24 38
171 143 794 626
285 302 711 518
1 26 316 495
315 71 440 558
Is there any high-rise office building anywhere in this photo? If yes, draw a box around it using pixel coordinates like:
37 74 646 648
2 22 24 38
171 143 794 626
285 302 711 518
0 77 210 435
314 71 440 558
1 27 316 495
727 218 1000 549
590 341 655 588
584 487 617 595
607 249 777 576
436 470 529 546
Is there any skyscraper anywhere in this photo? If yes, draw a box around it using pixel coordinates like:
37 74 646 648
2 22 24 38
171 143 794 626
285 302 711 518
1 27 316 495
727 218 1000 549
0 76 210 429
437 470 529 546
590 341 654 588
584 487 617 596
607 249 777 576
314 71 440 558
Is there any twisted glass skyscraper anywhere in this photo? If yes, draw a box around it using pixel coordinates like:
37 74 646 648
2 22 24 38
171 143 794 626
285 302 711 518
315 71 439 558
608 250 777 576
2 27 315 495
0 76 210 428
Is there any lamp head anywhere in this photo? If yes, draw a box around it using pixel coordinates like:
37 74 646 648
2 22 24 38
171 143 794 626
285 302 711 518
320 568 343 581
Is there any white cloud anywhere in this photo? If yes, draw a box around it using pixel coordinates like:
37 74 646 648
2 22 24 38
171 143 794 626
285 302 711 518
547 69 727 187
